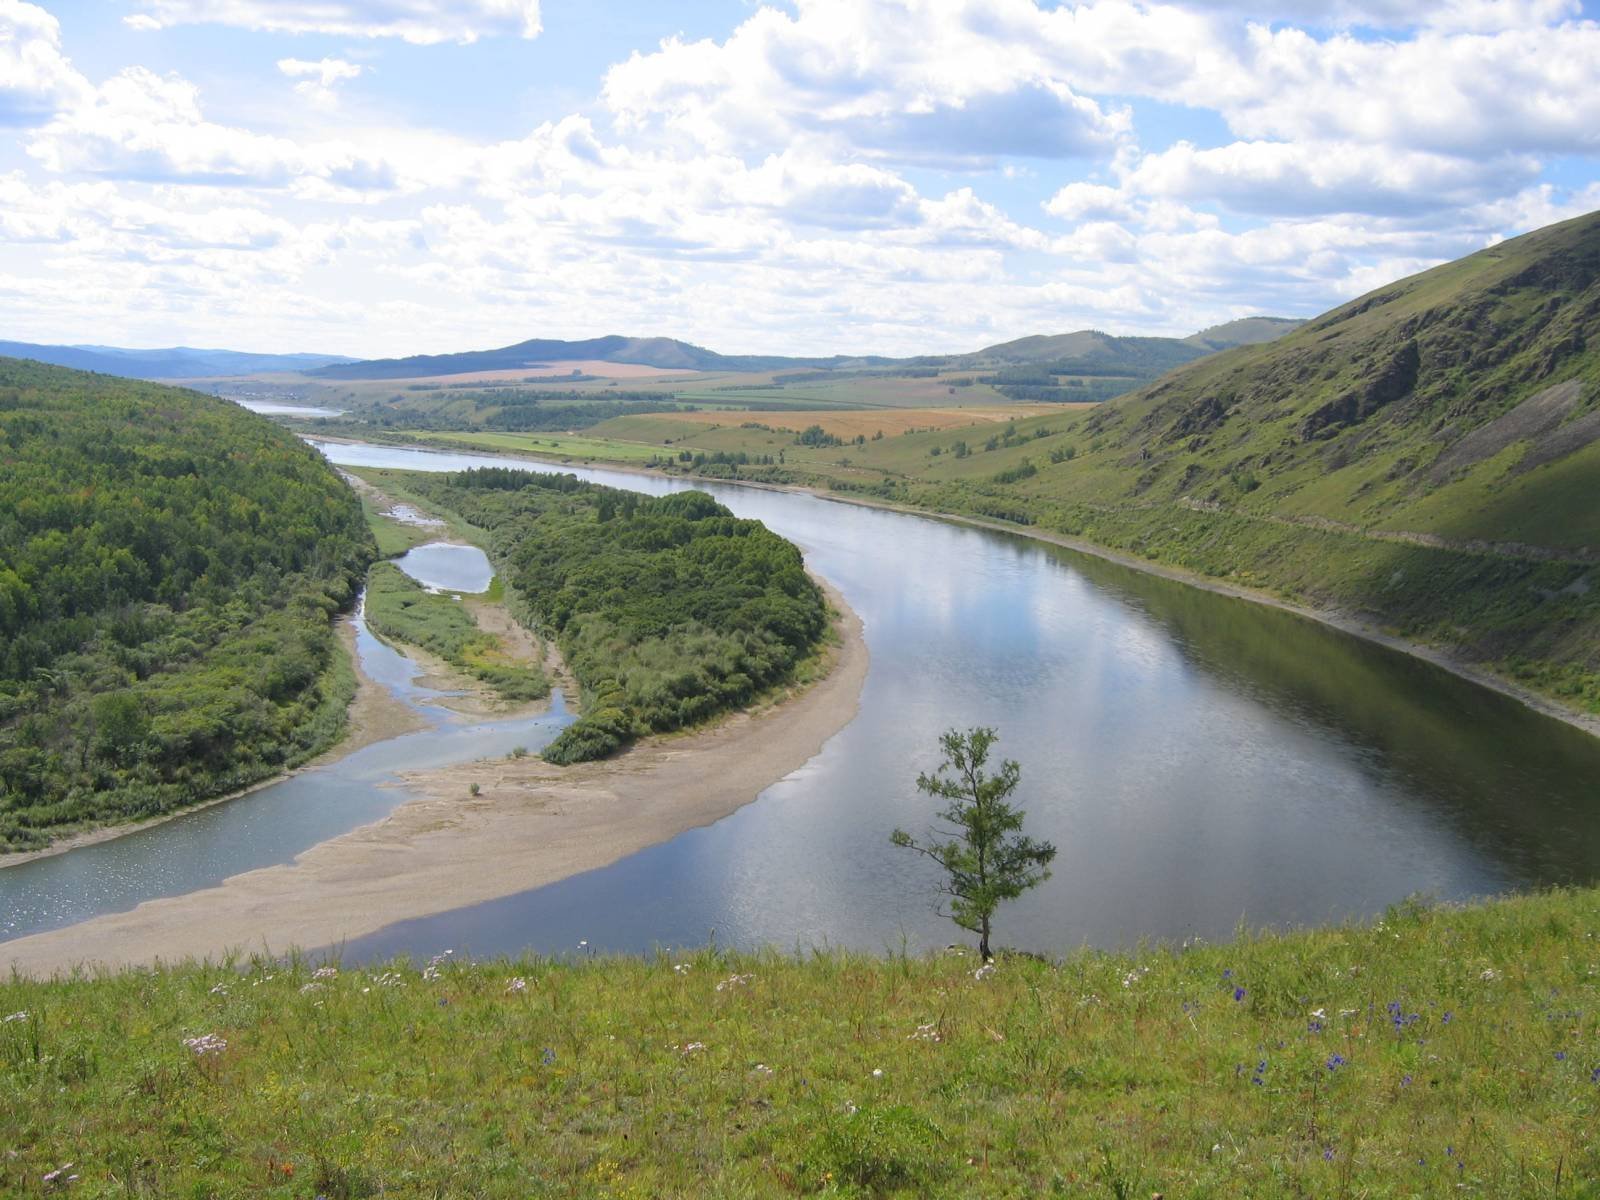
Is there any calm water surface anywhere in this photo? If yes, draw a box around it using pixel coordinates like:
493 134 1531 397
5 437 1599 960
316 441 1600 962
0 600 570 940
393 542 494 593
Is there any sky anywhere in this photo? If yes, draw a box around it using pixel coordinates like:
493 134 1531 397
2 0 1599 358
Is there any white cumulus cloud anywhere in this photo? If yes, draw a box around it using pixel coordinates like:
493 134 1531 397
278 58 364 108
0 0 90 126
602 0 1130 166
125 1 542 45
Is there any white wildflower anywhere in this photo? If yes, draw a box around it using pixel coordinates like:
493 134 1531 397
182 1033 227 1057
673 963 691 975
1121 966 1150 989
1339 1008 1358 1018
973 962 996 982
313 966 338 980
208 983 229 997
299 983 323 995
41 1162 77 1187
750 1063 774 1077
871 1068 884 1078
1309 1008 1327 1020
908 1022 942 1043
679 1041 706 1055
505 977 528 994
3 1011 28 1023
1480 967 1500 981
716 973 754 992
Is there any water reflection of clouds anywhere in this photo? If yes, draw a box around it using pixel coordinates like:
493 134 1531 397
308 439 1593 960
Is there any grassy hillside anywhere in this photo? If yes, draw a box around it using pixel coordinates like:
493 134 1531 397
0 359 374 852
3 887 1598 1196
402 212 1600 716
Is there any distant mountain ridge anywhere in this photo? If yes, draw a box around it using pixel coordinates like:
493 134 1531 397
311 321 1305 382
0 341 353 380
309 335 898 380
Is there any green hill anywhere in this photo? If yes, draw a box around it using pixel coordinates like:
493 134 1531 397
0 359 374 852
1183 315 1306 352
896 210 1600 711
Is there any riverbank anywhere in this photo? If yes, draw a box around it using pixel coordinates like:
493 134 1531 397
0 618 423 872
309 433 1600 742
0 580 866 976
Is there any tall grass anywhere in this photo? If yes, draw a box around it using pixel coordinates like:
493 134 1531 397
4 889 1599 1196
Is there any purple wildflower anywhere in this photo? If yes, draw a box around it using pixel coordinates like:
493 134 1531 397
1325 1053 1346 1072
1234 986 1247 1002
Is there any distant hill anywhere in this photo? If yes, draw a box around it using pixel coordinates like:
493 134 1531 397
313 320 1305 384
1183 316 1305 352
962 330 1212 377
0 341 352 380
309 334 894 380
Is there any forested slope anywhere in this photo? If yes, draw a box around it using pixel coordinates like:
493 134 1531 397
397 468 828 763
0 359 374 851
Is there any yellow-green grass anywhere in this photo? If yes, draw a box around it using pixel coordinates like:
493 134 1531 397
427 430 670 462
598 405 1070 441
358 492 436 557
4 889 1599 1196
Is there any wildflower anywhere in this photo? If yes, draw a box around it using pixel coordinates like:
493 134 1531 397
1323 1148 1336 1161
299 983 323 995
1480 968 1500 981
908 1022 942 1042
1339 1008 1358 1018
716 973 755 992
1442 1011 1453 1023
1121 966 1149 988
679 1041 706 1056
673 963 692 975
41 1163 77 1188
541 1047 557 1065
3 1011 28 1023
208 983 229 997
750 1063 774 1077
505 977 528 994
421 953 449 982
1325 1054 1346 1072
1233 987 1247 1003
1222 969 1233 979
1401 1074 1413 1087
974 962 996 981
182 1033 227 1057
1589 1065 1600 1084
871 1068 884 1078
1309 1008 1327 1020
313 966 338 980
1556 1051 1568 1061
1308 1019 1325 1034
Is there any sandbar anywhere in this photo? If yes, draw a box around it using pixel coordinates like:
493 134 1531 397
1 581 867 977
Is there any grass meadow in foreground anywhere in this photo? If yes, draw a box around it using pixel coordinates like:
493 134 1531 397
4 890 1600 1197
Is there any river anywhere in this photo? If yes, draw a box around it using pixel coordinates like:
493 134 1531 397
6 438 1600 960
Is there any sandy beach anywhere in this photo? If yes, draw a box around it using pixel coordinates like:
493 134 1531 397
1 583 867 977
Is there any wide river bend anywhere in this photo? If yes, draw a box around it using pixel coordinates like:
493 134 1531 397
4 438 1599 961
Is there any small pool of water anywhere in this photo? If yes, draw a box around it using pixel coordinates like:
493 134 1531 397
393 542 494 594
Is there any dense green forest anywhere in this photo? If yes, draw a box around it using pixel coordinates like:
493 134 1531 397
399 468 828 763
0 358 373 852
362 564 548 701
